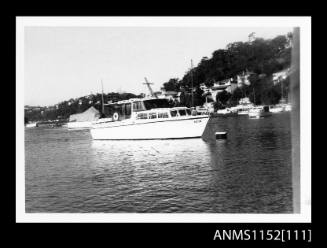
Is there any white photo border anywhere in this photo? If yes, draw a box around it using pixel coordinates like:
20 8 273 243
16 16 311 223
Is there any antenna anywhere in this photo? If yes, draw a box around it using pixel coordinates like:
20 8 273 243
191 59 194 107
281 79 284 100
143 77 158 98
101 79 104 114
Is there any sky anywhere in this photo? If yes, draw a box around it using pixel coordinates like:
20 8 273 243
24 26 293 106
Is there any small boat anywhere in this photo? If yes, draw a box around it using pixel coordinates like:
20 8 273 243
269 105 284 113
278 98 292 112
238 108 251 115
235 97 254 115
269 102 292 113
25 122 37 128
283 103 292 112
216 108 238 117
195 106 210 115
248 106 272 119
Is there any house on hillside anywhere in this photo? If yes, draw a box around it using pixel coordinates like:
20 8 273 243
200 77 239 102
212 79 231 91
199 83 211 94
159 89 181 102
272 67 292 85
237 71 254 87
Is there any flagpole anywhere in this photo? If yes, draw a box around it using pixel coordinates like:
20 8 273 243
191 59 194 107
101 79 105 114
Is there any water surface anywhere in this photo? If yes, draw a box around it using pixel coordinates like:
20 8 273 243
25 113 292 213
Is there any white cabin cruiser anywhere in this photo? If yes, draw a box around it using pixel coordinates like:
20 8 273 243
90 98 210 140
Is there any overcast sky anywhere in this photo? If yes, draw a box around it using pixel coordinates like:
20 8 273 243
24 26 292 106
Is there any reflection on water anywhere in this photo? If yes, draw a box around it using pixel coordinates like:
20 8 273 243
25 113 292 213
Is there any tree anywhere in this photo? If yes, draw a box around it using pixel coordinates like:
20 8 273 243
229 88 244 106
216 90 231 106
162 78 180 91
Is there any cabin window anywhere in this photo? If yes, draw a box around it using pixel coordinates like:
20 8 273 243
186 109 191 115
132 101 145 112
105 104 123 117
178 109 187 116
125 103 132 116
170 110 177 117
149 113 157 119
263 106 269 112
104 103 132 119
136 113 148 120
143 99 171 110
158 112 169 118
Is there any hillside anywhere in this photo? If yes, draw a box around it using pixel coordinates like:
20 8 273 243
162 33 293 107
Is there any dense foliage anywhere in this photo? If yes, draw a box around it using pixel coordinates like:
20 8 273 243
163 33 293 107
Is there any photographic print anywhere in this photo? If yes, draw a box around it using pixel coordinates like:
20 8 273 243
16 17 311 222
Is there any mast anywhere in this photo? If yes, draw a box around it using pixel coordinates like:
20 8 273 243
143 77 158 98
101 79 105 114
281 79 284 100
191 59 194 107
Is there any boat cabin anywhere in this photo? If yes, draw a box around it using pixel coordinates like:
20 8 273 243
103 98 174 121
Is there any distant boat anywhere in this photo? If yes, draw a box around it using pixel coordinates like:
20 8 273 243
25 122 37 128
236 97 254 115
269 99 292 113
269 105 284 113
216 108 238 117
284 103 292 112
279 99 292 112
249 106 272 119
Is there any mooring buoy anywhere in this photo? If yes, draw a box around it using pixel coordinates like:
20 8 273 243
215 131 227 139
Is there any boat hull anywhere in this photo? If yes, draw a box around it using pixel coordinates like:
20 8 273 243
90 116 210 140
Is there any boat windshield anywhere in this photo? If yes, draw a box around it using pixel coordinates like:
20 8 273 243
179 109 187 116
170 110 178 117
143 99 171 110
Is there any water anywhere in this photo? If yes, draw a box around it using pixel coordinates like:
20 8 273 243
25 113 293 213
